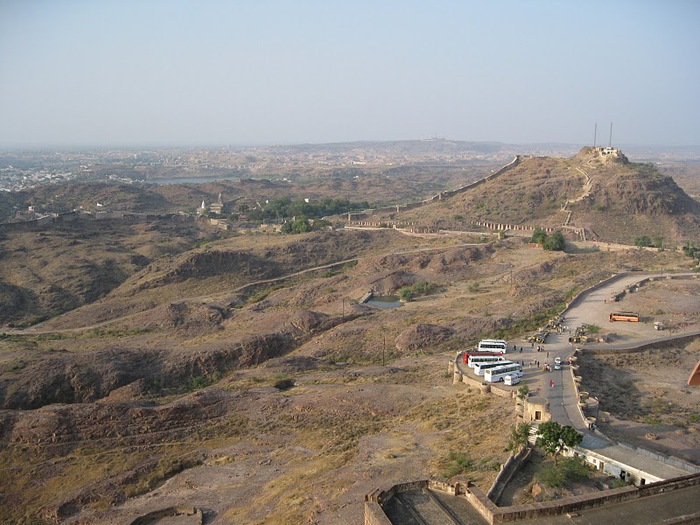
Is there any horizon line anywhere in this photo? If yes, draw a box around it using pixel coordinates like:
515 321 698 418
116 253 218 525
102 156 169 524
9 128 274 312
2 139 700 151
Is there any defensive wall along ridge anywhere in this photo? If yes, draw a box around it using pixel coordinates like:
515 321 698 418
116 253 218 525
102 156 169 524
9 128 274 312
340 152 596 241
367 271 700 524
345 155 521 221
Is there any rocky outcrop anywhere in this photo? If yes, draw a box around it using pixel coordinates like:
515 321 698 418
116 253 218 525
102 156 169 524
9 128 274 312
0 331 297 410
138 250 282 291
287 310 329 333
394 323 454 353
0 349 161 409
161 302 227 333
593 172 700 216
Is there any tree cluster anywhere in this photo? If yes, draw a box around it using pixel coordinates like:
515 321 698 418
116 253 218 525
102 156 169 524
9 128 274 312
634 235 664 249
280 216 329 234
683 241 700 261
535 421 583 465
397 280 437 302
246 197 369 222
531 228 566 251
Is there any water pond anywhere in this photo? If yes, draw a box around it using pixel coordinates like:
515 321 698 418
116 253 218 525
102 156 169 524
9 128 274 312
365 295 402 309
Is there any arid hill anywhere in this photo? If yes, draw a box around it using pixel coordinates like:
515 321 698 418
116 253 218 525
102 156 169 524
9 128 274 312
0 215 218 326
1 147 699 523
371 147 700 244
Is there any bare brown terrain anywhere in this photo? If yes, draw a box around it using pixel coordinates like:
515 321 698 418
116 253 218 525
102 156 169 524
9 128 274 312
0 147 699 524
579 339 700 465
1 231 694 524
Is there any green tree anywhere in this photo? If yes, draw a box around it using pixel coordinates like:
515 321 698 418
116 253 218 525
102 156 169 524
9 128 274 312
412 280 435 294
531 227 547 244
634 235 652 248
281 216 312 234
398 288 414 302
535 421 583 465
683 242 699 259
542 231 566 251
507 422 531 454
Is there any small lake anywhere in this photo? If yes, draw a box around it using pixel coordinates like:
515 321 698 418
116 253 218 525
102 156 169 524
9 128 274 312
366 295 402 309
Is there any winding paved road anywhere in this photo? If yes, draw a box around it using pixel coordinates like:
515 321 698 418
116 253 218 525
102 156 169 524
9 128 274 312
457 272 700 481
526 272 699 480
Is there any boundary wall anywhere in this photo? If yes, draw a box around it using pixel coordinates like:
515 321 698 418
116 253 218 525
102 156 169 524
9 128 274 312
473 221 555 234
583 330 700 355
450 356 514 399
346 156 521 221
486 447 532 504
365 473 700 525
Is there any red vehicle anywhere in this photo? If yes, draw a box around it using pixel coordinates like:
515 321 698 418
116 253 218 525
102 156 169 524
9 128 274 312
462 351 503 364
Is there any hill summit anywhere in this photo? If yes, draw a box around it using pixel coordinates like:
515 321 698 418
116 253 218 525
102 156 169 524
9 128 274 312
377 147 699 245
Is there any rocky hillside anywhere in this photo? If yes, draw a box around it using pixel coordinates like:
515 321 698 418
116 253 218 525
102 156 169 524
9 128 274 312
0 222 692 522
0 215 217 326
570 148 700 242
382 147 700 244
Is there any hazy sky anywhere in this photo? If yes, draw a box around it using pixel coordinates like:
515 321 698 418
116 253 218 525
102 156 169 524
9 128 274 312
1 0 699 147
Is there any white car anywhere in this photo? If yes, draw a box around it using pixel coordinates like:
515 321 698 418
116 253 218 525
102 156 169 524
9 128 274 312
554 357 562 370
504 375 521 386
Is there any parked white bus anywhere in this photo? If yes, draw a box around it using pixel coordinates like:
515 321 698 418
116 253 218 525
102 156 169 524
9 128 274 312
484 363 523 383
467 354 506 369
475 360 514 376
477 339 508 353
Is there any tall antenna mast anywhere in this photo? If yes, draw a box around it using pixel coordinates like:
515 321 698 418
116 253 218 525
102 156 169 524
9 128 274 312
593 123 597 148
609 122 613 148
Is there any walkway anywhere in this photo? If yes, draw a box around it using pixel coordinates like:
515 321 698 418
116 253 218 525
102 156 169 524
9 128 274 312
520 272 699 481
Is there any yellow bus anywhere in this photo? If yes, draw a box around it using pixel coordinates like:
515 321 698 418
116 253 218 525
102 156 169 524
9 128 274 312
609 311 639 322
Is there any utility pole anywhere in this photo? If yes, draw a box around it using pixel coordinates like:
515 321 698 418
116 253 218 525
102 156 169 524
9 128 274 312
342 298 345 320
383 335 386 366
609 122 613 148
593 122 597 148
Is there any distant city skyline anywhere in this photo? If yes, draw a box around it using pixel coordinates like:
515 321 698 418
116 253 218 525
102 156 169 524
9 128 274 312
1 0 699 147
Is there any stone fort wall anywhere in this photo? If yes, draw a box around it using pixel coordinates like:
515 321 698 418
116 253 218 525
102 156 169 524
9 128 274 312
365 473 700 524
